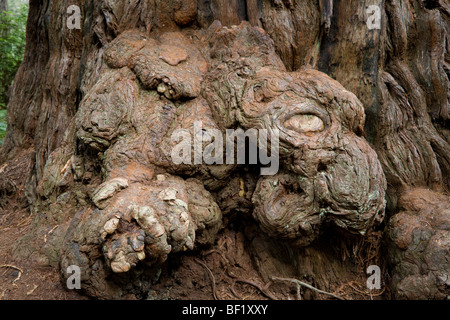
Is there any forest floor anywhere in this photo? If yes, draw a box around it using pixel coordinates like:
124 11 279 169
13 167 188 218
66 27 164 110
0 147 83 299
0 200 381 300
0 199 281 300
0 203 86 300
0 192 279 301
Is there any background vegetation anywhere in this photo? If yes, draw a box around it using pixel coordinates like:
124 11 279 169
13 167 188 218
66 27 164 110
0 109 6 144
0 0 28 145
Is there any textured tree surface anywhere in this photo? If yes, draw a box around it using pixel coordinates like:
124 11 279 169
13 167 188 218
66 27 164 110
0 0 448 300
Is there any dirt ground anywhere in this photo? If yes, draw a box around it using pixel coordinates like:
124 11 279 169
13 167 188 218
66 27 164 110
0 200 382 300
0 202 86 300
0 200 282 300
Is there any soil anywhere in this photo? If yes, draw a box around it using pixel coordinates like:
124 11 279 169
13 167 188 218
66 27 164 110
0 199 383 300
0 200 277 300
0 148 83 299
0 202 86 300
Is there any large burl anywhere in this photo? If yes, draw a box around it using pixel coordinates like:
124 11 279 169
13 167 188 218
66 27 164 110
204 24 387 246
60 23 386 298
387 189 450 299
241 70 386 245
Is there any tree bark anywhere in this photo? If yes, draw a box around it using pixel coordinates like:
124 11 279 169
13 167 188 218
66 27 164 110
0 0 7 12
0 0 449 300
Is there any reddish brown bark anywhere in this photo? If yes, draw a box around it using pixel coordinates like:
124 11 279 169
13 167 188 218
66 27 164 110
0 0 448 300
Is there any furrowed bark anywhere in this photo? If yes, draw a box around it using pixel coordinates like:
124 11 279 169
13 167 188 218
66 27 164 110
0 0 448 300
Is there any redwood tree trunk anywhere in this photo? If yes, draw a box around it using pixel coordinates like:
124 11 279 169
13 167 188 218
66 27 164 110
0 0 449 300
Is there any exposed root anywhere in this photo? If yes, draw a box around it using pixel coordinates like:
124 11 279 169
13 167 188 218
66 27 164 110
202 249 230 265
230 281 243 299
232 278 278 300
0 264 24 285
15 211 32 228
355 231 383 269
345 280 386 298
194 258 219 300
271 276 345 300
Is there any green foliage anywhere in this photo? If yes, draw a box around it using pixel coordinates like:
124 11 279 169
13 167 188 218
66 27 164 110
0 2 28 110
0 109 6 145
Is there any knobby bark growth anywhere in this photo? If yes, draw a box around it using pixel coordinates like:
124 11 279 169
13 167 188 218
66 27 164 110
0 0 448 300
